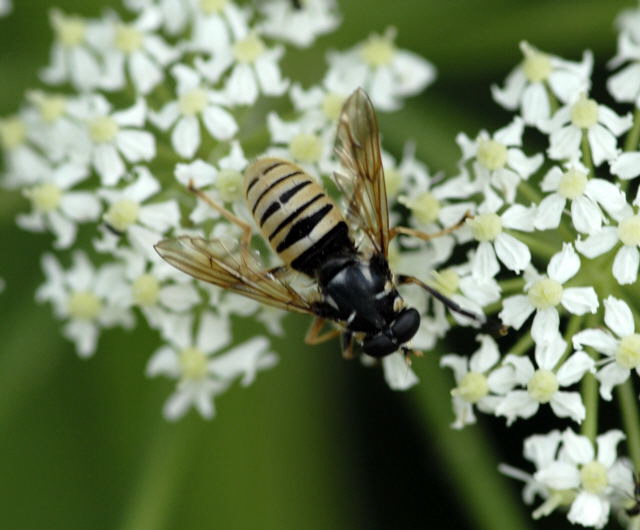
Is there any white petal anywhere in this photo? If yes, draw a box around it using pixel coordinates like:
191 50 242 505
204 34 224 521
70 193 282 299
113 98 146 127
202 105 238 140
572 329 618 356
49 211 77 249
521 82 551 127
158 283 200 312
471 241 500 279
556 351 595 386
494 233 531 273
563 429 594 464
116 129 156 162
469 335 499 373
174 159 216 187
575 227 618 258
596 430 625 467
495 390 538 423
534 193 564 230
534 334 565 371
613 245 639 285
255 54 289 96
139 200 180 232
535 461 580 489
64 320 99 358
532 307 559 344
382 352 419 390
93 144 125 186
60 191 101 221
588 123 618 166
196 311 231 353
596 362 630 400
561 287 599 315
129 50 163 95
611 151 640 180
598 105 632 136
494 117 523 146
570 195 602 234
172 115 200 158
603 296 634 338
549 392 586 422
506 149 543 179
226 64 258 105
499 295 534 330
548 243 579 283
146 345 180 377
501 204 535 231
548 125 581 161
567 491 610 529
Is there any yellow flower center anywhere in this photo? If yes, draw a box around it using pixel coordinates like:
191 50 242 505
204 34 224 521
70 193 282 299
0 117 27 149
451 371 489 403
233 34 265 64
477 138 508 171
67 290 102 320
215 168 244 203
179 88 208 116
467 212 502 242
25 183 62 212
528 278 563 310
54 14 86 47
527 369 559 403
179 346 208 380
132 274 160 307
430 268 459 297
557 168 587 199
404 191 440 225
289 133 323 163
384 168 403 198
89 116 119 143
522 49 552 83
104 199 140 232
321 93 345 121
360 31 395 67
580 461 609 495
199 0 227 14
618 215 640 247
35 94 67 122
616 334 640 370
570 94 599 129
115 24 144 54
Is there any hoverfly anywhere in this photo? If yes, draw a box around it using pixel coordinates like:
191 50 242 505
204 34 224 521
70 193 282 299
155 88 480 359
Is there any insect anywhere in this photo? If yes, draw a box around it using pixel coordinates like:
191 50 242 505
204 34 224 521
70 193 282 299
627 470 640 518
155 88 480 359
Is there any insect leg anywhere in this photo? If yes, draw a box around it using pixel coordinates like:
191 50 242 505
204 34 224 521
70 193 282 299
397 274 483 322
341 332 355 359
305 317 342 345
187 179 253 248
389 211 472 242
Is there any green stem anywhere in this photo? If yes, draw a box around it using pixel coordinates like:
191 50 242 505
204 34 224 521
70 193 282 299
581 131 594 178
499 277 525 293
554 314 583 370
515 232 557 259
580 316 599 442
624 107 640 152
616 379 640 471
412 355 532 530
510 330 533 356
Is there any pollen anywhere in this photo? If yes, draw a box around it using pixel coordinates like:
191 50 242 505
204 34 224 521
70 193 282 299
451 371 489 403
0 117 27 149
570 94 599 129
557 168 587 199
617 215 640 247
322 93 345 121
405 191 440 225
430 268 459 297
215 168 244 202
54 14 86 47
115 24 144 54
89 116 119 143
199 0 227 14
476 138 508 171
527 369 558 403
233 34 266 64
34 94 67 122
25 182 62 212
179 346 208 380
360 31 396 67
179 88 208 116
104 199 140 232
67 290 102 320
522 49 552 83
528 278 563 310
579 461 609 495
467 212 502 242
132 273 160 307
615 334 640 370
289 132 322 163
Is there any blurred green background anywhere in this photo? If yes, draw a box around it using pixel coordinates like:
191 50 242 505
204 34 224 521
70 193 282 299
0 1 633 529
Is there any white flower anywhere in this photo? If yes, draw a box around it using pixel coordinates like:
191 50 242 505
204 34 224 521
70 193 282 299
194 8 289 105
440 335 514 429
575 205 640 285
36 252 134 357
0 113 49 187
535 429 628 529
496 333 594 424
573 296 640 400
101 7 180 94
381 352 419 391
150 63 237 158
146 311 276 420
95 166 180 260
17 161 100 248
492 41 593 129
535 160 627 234
608 29 640 106
0 0 12 17
545 93 632 166
466 202 535 280
324 28 435 111
499 243 599 343
40 9 107 91
258 0 340 48
70 95 156 186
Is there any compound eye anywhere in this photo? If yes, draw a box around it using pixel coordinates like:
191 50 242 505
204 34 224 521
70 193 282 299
391 308 420 344
362 333 396 358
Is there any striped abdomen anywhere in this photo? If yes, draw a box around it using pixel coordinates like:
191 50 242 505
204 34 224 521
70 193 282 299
244 158 354 276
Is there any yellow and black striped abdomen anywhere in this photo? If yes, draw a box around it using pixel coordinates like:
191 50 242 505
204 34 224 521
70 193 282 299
244 158 353 276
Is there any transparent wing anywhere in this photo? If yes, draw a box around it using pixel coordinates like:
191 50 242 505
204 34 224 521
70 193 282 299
155 236 317 315
334 88 390 256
